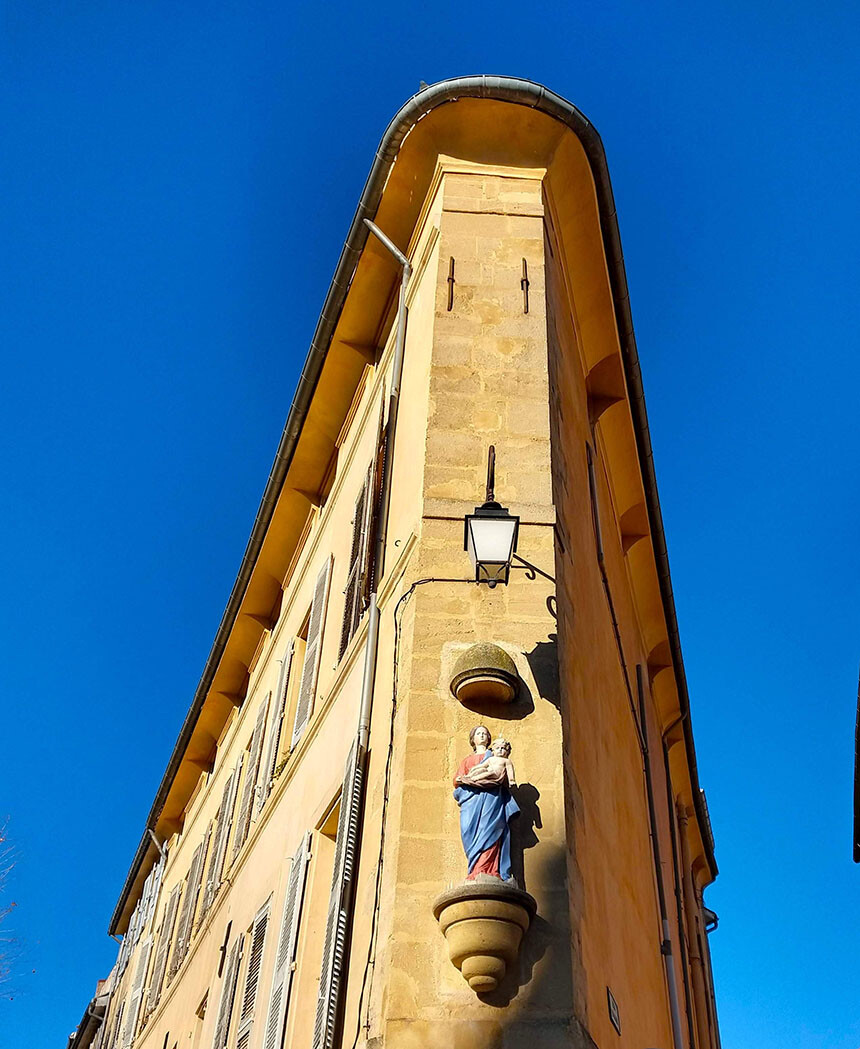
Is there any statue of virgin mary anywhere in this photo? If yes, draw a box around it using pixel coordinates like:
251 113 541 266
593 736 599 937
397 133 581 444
453 725 520 881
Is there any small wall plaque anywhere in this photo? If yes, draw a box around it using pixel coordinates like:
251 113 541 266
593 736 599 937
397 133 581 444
607 986 621 1035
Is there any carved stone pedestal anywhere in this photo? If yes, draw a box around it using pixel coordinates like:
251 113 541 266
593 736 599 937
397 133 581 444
433 879 536 994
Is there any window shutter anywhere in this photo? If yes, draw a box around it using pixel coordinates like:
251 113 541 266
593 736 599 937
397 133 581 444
118 898 141 977
312 740 366 1049
256 643 295 816
145 882 181 1017
235 899 271 1049
108 1000 125 1049
291 558 332 749
138 875 152 937
117 930 131 979
202 757 243 915
362 411 388 601
211 934 243 1049
232 696 270 861
200 805 223 919
339 478 369 661
145 852 166 927
262 833 311 1049
170 830 209 976
92 1013 107 1049
120 937 152 1049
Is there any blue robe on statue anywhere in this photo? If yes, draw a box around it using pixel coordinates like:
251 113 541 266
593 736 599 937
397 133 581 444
454 750 520 881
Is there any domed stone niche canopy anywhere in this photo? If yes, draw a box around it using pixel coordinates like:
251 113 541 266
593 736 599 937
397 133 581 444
433 879 536 994
450 642 519 706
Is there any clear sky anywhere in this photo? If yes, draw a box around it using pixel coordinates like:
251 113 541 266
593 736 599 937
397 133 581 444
1 2 858 1047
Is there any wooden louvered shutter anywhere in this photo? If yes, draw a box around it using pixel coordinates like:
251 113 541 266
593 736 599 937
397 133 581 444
117 933 130 979
339 477 370 661
145 883 181 1016
291 558 332 749
109 1000 125 1049
312 740 366 1049
202 758 242 915
262 833 311 1049
235 899 271 1049
92 1013 106 1049
145 852 166 927
138 874 152 937
121 937 151 1048
256 643 295 816
362 405 388 601
232 697 270 861
170 833 207 975
199 805 223 919
118 899 140 977
211 934 243 1049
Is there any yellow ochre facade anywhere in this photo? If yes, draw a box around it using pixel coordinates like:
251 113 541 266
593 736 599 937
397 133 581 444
68 78 722 1049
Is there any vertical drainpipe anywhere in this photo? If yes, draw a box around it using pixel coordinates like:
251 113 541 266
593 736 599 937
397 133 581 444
637 666 686 1049
326 219 410 1043
677 803 715 1049
356 219 412 753
663 742 699 1049
700 897 723 1049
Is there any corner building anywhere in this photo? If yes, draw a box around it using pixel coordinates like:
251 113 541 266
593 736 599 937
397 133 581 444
69 78 722 1049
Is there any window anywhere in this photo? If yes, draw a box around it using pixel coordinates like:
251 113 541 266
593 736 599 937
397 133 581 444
261 833 311 1049
231 696 271 862
200 760 243 917
255 643 298 817
339 470 372 660
107 999 125 1049
169 825 211 979
211 934 243 1049
313 741 365 1049
339 434 385 662
120 937 151 1048
234 900 271 1049
290 557 332 749
190 993 207 1049
145 883 181 1018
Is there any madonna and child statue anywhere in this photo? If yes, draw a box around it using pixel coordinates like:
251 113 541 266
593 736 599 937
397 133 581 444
435 724 536 994
453 725 520 883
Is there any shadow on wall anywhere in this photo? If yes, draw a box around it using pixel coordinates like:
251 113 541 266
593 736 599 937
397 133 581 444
524 634 561 713
454 633 562 723
510 782 541 892
477 842 597 1049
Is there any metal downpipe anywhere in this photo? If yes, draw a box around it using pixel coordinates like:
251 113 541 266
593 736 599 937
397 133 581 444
637 666 685 1049
357 219 411 751
322 219 409 1047
678 803 716 1049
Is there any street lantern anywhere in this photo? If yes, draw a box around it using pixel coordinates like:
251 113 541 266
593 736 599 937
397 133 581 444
464 447 520 587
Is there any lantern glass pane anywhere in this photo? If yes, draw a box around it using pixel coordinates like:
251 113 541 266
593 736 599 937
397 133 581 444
469 516 517 564
466 524 479 572
477 562 508 585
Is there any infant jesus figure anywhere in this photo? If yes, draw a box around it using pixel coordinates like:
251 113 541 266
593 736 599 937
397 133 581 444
459 737 517 789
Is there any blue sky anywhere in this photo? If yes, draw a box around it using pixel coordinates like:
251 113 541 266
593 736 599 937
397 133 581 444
1 2 858 1046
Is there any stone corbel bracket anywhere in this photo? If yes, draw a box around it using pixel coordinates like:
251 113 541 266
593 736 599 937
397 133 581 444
433 880 537 994
449 642 520 706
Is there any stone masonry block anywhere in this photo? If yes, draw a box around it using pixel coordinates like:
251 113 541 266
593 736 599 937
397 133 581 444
400 784 448 836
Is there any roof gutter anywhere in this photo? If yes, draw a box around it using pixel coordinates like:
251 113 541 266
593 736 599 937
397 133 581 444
66 994 107 1049
110 74 715 934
